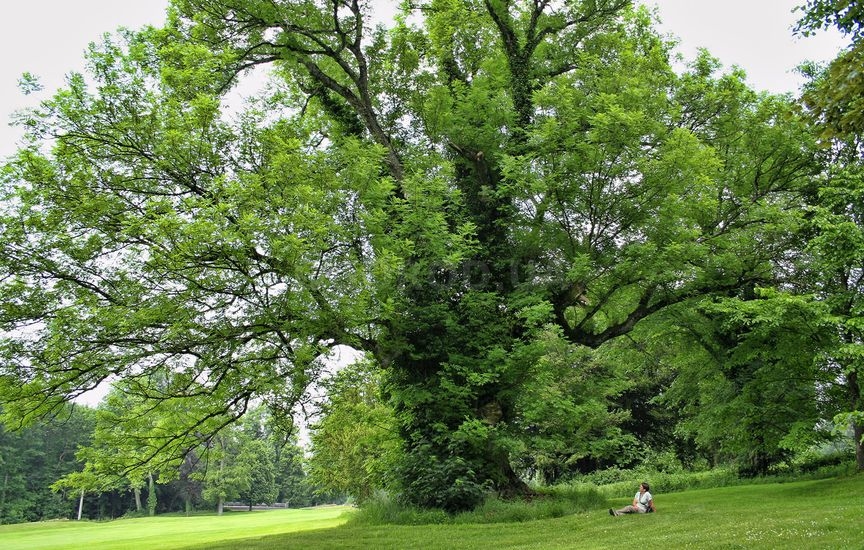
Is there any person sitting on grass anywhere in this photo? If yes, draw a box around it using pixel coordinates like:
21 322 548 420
609 482 655 516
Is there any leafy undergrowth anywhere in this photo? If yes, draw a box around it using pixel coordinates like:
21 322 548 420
193 474 864 549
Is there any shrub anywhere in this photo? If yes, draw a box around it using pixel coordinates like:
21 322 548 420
398 451 491 513
790 445 855 473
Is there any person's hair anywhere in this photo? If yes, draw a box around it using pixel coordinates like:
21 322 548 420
641 482 650 492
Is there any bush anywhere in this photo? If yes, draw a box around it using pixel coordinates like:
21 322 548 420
398 452 491 513
790 445 856 474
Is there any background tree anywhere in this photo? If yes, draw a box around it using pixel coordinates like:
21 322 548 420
69 382 198 516
233 439 278 511
798 151 864 470
274 434 314 508
507 325 631 483
50 464 112 521
664 292 836 474
307 359 401 504
199 433 234 515
196 406 285 512
0 405 94 524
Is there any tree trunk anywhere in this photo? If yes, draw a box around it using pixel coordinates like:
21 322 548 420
854 422 864 472
134 487 142 512
849 370 864 471
77 489 84 521
147 473 156 517
218 443 226 515
0 472 7 519
495 453 533 499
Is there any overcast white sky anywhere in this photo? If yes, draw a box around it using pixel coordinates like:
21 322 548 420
0 0 846 159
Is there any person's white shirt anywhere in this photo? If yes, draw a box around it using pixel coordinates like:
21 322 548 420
634 490 653 512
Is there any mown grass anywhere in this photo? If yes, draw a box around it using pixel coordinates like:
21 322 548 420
0 505 351 550
2 474 861 549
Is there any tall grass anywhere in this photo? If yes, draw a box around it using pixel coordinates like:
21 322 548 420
577 459 859 500
348 484 607 526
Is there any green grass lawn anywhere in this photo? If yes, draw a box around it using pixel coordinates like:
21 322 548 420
2 475 861 549
0 505 351 550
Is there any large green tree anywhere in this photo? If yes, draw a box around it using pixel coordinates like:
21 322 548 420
0 0 823 511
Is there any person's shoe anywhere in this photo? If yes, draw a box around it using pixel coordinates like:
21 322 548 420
609 508 615 516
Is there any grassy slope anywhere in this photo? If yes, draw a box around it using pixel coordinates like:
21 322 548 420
195 475 864 549
2 475 861 549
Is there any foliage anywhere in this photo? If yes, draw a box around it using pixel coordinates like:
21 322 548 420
0 405 95 524
798 152 864 470
0 24 381 439
796 0 864 37
793 0 864 473
307 359 402 504
796 0 864 138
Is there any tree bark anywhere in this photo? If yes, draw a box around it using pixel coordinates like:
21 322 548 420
854 422 863 472
147 473 156 517
848 370 864 471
